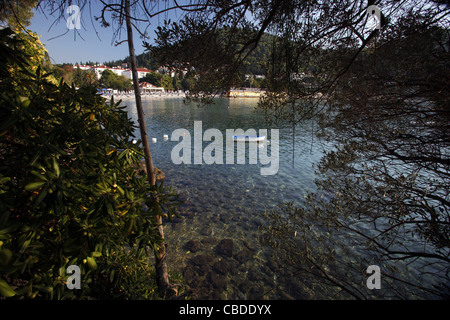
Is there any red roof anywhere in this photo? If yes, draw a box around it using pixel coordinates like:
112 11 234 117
139 82 157 88
136 68 152 73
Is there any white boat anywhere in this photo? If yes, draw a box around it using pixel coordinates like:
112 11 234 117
233 135 266 142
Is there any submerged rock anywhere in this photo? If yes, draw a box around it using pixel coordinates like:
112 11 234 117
215 239 234 257
200 237 217 246
234 249 254 263
183 265 198 282
242 240 256 251
189 254 214 267
248 285 265 299
188 254 214 276
238 280 252 294
184 239 201 253
200 227 213 236
213 260 233 275
219 214 231 223
208 272 227 290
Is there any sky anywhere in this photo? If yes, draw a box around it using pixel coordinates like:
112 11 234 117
28 1 183 65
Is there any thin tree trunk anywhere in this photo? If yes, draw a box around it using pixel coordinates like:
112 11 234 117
124 0 176 298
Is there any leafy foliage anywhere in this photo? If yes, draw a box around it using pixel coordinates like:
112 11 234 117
0 28 180 299
145 0 449 299
140 71 174 90
0 0 38 28
100 69 132 91
149 17 268 101
261 9 450 299
52 65 99 89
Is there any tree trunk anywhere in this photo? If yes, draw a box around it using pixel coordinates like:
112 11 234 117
124 0 176 298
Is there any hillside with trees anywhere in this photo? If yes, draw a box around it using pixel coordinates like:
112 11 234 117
105 32 275 87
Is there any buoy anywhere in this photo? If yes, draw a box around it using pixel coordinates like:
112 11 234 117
152 138 157 143
163 134 168 140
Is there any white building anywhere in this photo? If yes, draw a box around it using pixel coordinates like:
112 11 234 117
73 65 153 80
109 66 128 77
73 64 130 79
91 65 110 79
122 68 153 80
73 64 92 71
139 81 164 93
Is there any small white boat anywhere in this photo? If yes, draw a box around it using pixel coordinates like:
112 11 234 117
233 135 266 142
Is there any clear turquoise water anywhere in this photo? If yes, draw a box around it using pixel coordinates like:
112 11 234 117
124 97 332 299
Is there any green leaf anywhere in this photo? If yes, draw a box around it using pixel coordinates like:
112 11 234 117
0 176 11 184
52 157 60 178
86 256 97 270
0 248 13 266
0 279 16 297
117 185 125 196
91 251 102 258
19 96 31 108
24 181 46 191
30 170 48 181
0 224 19 236
35 285 53 294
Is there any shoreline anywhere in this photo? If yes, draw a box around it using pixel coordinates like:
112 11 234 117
102 93 187 100
101 92 324 102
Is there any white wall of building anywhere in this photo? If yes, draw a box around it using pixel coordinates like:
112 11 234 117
73 65 153 80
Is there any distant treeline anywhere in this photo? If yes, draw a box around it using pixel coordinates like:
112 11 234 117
104 33 276 77
56 33 279 90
